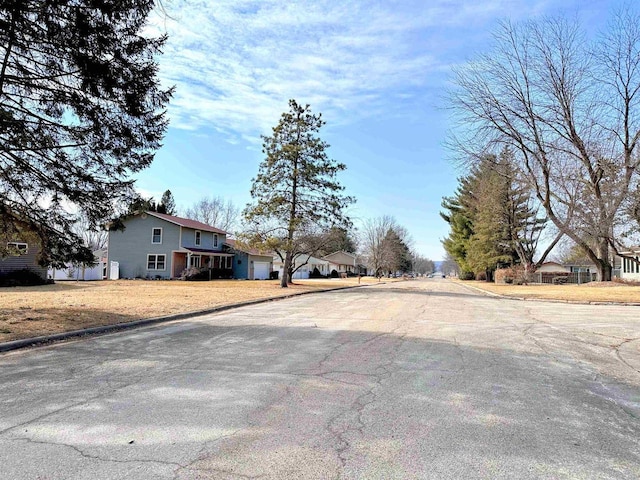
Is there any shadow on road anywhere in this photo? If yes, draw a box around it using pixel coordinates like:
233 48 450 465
1 315 639 479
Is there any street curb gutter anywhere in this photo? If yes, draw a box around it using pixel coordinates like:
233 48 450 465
455 280 640 307
0 283 375 354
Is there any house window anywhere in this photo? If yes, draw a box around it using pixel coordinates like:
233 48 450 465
152 228 162 244
226 257 233 269
190 255 201 268
147 254 166 270
195 231 201 246
6 242 28 255
214 234 218 247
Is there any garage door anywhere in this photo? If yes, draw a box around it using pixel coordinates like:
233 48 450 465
253 262 270 280
292 266 309 279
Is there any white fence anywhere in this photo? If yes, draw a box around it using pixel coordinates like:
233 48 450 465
49 262 106 281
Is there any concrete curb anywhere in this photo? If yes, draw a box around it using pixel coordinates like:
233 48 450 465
0 283 376 354
454 280 640 307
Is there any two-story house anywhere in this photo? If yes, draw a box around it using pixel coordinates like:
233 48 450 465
107 211 232 279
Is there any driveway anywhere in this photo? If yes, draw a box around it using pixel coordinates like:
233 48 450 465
1 279 639 479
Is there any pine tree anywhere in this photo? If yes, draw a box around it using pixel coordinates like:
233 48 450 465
0 1 172 266
158 190 176 215
243 100 355 287
441 176 476 277
441 150 549 280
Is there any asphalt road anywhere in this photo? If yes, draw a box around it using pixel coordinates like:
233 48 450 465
1 279 639 479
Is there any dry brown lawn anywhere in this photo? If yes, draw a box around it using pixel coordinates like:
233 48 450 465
0 277 393 343
459 279 640 304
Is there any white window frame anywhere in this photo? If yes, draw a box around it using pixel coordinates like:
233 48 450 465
226 257 232 269
190 255 201 268
151 227 163 244
195 230 201 246
7 242 28 255
147 254 166 270
213 234 218 247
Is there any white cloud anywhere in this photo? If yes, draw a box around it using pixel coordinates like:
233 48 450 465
146 0 553 142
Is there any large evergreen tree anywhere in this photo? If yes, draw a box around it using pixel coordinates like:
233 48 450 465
441 175 476 277
441 151 552 279
242 100 355 287
380 228 412 275
0 0 171 266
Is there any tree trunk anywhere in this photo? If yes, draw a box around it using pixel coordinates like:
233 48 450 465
596 259 612 282
281 252 291 288
596 239 612 282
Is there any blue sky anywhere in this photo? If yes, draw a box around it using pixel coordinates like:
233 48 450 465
138 0 623 260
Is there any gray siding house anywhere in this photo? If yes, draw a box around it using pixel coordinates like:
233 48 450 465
108 212 231 279
225 239 273 280
0 240 48 279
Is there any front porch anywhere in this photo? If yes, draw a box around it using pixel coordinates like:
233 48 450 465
172 249 234 279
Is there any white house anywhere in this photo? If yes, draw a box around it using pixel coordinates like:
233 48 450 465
619 247 640 281
273 254 330 279
323 251 357 275
536 262 570 274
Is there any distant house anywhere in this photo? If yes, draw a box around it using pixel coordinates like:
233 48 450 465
619 247 640 281
323 251 357 276
48 249 108 281
536 262 570 274
225 239 273 280
0 239 47 280
107 211 231 279
273 254 330 279
355 255 372 275
564 263 599 281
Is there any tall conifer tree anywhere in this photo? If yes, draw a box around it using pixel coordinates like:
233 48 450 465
0 0 171 266
243 100 355 287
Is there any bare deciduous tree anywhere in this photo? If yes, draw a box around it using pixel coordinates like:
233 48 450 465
183 196 239 233
360 216 395 277
72 212 108 253
411 252 435 275
449 9 640 280
360 216 412 276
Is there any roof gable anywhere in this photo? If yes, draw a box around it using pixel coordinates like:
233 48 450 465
323 251 357 264
146 212 227 234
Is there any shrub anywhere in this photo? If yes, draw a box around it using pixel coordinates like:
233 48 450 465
476 271 487 281
495 266 529 285
269 271 279 280
460 271 475 280
0 269 50 287
330 269 339 278
309 267 325 279
182 267 232 281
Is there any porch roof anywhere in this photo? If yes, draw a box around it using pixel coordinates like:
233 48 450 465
182 247 233 256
